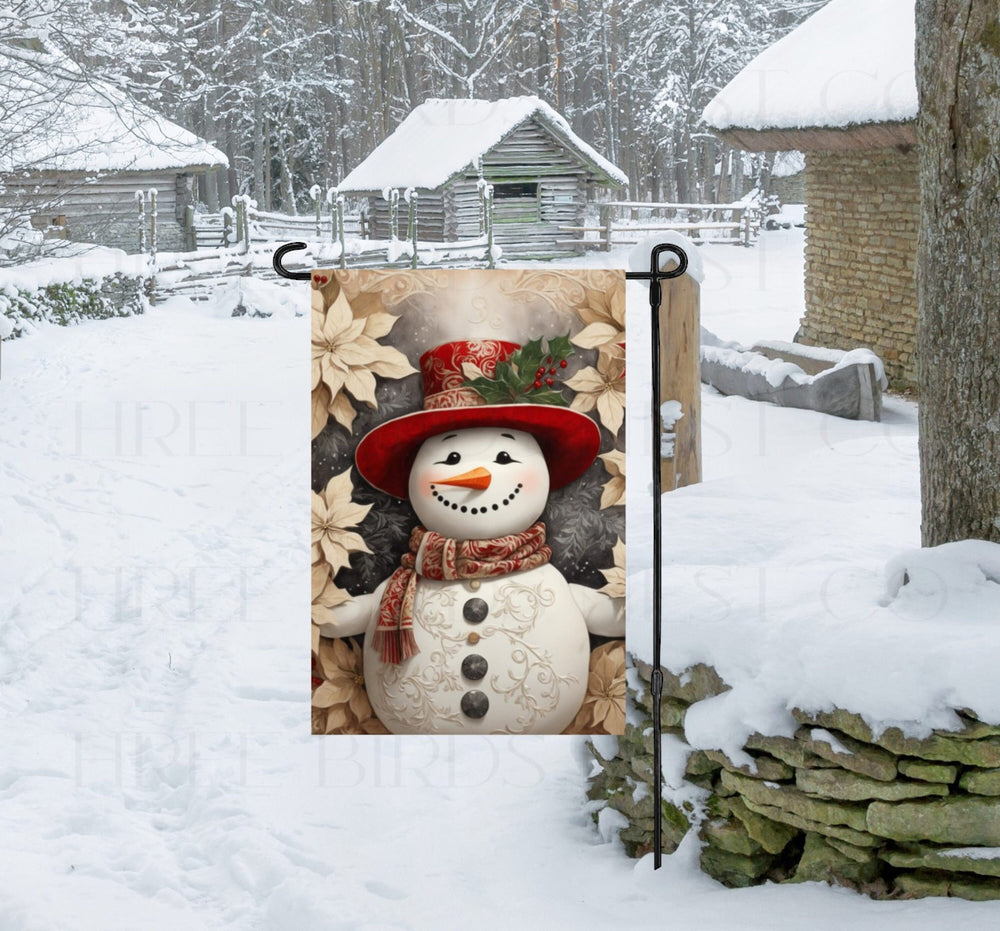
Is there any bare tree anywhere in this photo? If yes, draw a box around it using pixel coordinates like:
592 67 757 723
916 0 1000 545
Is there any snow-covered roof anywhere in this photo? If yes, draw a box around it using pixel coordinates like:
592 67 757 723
339 96 627 192
0 38 227 174
703 0 917 137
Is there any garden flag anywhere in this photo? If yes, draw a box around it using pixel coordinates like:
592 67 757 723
310 268 626 735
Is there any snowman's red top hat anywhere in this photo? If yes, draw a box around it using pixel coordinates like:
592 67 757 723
355 339 602 499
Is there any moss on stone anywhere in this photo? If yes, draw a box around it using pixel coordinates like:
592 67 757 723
868 797 1000 845
795 767 948 802
898 759 959 783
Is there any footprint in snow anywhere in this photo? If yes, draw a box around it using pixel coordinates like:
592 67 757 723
364 880 408 900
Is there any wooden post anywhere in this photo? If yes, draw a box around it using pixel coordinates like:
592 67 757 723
136 191 146 255
659 271 702 490
485 184 495 268
336 194 346 270
599 204 611 251
148 188 157 267
314 187 322 237
408 190 419 269
184 204 196 252
389 188 399 243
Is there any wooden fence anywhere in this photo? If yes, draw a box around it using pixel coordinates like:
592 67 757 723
185 201 363 251
561 200 760 249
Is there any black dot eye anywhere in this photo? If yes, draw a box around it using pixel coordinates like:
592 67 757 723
495 450 518 465
437 451 461 466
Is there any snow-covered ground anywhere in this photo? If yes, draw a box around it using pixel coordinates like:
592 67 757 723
1 231 998 928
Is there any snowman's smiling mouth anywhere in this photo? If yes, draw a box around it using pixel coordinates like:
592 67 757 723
430 482 524 515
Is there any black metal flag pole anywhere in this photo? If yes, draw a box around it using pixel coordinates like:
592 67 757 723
626 243 688 870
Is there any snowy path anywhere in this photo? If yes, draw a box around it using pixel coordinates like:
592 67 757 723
1 241 997 928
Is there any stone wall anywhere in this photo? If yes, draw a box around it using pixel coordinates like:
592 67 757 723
588 659 1000 900
796 149 919 391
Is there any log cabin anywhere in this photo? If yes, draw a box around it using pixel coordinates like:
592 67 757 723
338 97 627 258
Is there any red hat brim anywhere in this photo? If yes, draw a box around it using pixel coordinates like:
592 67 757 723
355 404 603 499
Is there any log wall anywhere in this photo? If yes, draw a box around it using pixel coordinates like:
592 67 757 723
0 168 195 252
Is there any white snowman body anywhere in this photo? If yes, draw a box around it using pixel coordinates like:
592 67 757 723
326 426 622 734
362 564 591 734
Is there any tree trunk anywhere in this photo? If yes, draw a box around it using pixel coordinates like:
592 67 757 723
916 0 1000 545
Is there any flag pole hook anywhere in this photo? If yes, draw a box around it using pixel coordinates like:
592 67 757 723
272 241 311 280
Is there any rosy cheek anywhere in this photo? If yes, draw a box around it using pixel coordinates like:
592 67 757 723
516 465 545 493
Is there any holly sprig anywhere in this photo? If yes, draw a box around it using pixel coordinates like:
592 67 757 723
465 334 574 406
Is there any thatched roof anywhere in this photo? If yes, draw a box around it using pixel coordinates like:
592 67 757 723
1 36 227 174
702 0 917 152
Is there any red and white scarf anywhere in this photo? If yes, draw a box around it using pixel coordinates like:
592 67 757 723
372 522 551 664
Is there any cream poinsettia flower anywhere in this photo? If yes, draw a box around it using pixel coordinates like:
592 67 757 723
312 563 351 626
571 287 625 359
563 640 626 735
311 288 416 436
311 470 372 575
599 537 625 599
312 636 389 735
565 351 626 434
599 449 625 509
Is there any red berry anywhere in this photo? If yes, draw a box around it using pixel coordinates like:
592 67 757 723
533 379 542 389
536 366 545 376
560 359 568 368
545 377 554 386
549 367 557 374
546 356 552 364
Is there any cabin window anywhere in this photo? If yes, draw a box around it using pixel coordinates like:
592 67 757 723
491 182 540 223
493 182 538 199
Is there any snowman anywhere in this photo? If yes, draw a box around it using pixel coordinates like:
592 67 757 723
319 339 624 734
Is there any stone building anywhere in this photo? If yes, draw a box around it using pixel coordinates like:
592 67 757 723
702 0 919 389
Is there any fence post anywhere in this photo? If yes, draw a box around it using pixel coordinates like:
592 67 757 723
184 204 196 252
135 191 146 255
312 184 323 237
741 209 752 247
599 203 611 251
148 188 157 268
337 193 346 270
326 187 337 243
408 189 419 269
659 271 702 491
239 197 251 255
389 188 400 244
484 183 495 269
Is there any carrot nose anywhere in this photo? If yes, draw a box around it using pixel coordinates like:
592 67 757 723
435 466 492 490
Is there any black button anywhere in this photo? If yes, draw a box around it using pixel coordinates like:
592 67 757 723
461 690 489 719
462 654 488 681
463 597 488 624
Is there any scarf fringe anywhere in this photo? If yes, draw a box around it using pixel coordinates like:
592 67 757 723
371 628 419 665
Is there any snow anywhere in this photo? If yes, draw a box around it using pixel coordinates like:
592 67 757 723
0 39 226 173
338 96 628 192
628 232 704 284
940 848 1000 861
2 232 999 926
0 246 150 290
702 0 917 132
625 231 1000 753
701 343 887 390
